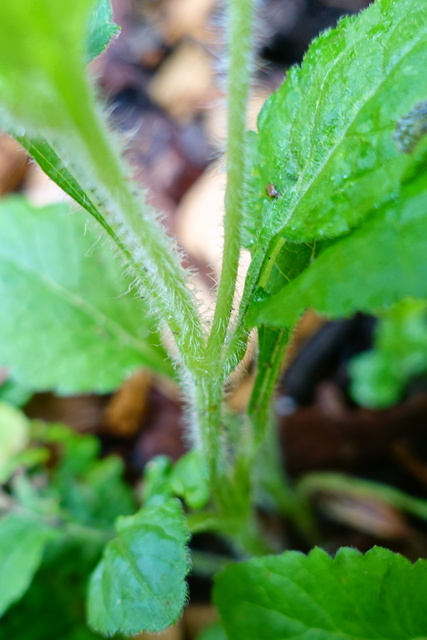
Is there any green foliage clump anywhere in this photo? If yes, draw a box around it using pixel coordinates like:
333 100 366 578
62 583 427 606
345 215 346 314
0 0 427 637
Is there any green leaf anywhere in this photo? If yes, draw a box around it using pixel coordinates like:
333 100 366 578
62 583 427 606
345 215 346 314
0 0 96 134
215 546 427 640
85 0 119 62
16 124 172 340
29 422 135 527
16 137 117 234
0 197 173 393
0 512 56 616
0 0 119 238
0 544 104 640
249 165 427 329
58 456 136 528
170 451 210 510
246 0 427 252
196 622 227 640
350 299 427 408
0 379 32 408
87 500 190 636
141 455 174 507
12 0 126 260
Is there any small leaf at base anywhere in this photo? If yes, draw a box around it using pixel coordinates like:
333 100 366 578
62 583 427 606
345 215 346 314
87 499 190 636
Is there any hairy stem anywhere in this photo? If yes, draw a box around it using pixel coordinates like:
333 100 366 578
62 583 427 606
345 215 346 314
184 0 256 489
189 374 224 483
54 88 206 375
206 0 255 364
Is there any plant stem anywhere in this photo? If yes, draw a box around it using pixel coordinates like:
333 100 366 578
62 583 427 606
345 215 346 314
298 472 427 523
184 0 256 488
223 249 267 375
248 327 289 444
189 374 224 482
205 0 255 364
45 71 206 376
247 327 318 539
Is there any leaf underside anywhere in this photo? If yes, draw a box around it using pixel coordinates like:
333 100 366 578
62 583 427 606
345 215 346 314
0 197 172 393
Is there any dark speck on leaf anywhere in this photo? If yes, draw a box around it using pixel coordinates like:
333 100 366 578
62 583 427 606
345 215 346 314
394 101 427 154
266 182 281 198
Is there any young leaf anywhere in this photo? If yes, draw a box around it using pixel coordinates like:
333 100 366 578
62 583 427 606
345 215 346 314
170 451 210 510
245 0 427 252
87 499 190 636
0 197 173 393
350 299 427 408
0 512 57 616
85 0 119 62
141 455 174 507
215 546 427 640
249 164 427 329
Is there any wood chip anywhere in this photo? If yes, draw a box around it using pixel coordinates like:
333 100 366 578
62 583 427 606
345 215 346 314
160 0 218 43
0 134 29 195
103 369 152 437
184 604 219 639
176 160 225 273
318 492 411 540
149 42 214 121
134 620 183 640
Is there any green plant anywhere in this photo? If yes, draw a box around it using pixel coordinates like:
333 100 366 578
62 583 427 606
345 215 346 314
350 298 427 407
0 0 427 637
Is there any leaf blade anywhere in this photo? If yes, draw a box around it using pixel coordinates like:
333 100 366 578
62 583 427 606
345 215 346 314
215 547 427 640
85 0 119 62
245 0 427 252
0 512 56 616
249 164 427 329
87 500 190 635
0 197 173 393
